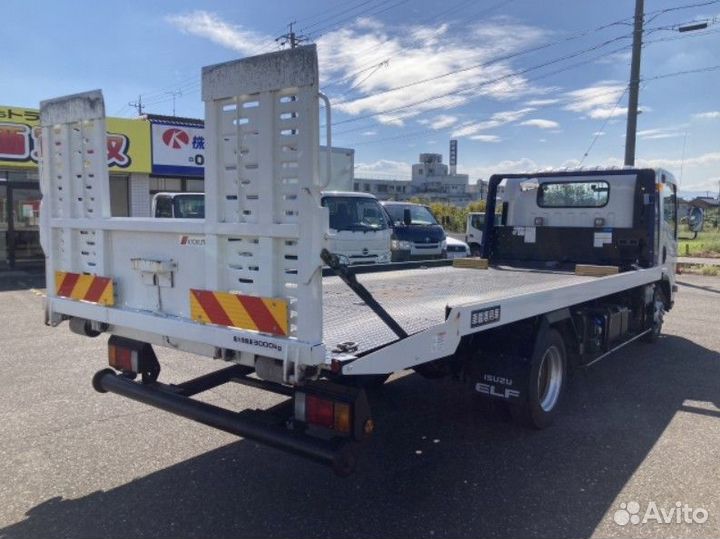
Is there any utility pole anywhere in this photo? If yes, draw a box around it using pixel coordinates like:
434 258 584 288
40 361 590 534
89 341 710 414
128 95 145 116
166 90 182 116
276 21 306 49
624 0 644 167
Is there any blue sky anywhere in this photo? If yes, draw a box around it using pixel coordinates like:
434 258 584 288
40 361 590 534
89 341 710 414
4 0 720 195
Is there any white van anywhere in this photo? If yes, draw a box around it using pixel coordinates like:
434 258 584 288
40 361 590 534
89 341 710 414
321 191 391 265
153 191 391 265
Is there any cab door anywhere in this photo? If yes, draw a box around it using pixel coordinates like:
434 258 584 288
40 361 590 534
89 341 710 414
659 179 678 295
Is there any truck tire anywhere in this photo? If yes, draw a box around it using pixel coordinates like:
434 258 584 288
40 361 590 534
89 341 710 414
510 328 566 429
642 288 665 343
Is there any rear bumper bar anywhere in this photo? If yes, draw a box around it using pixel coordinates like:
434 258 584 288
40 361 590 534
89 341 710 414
92 367 359 476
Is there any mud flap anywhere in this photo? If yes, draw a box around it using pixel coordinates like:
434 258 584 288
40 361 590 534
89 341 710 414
466 352 531 403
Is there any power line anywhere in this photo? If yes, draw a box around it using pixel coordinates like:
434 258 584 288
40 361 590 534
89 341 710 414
331 33 633 128
343 67 631 146
293 0 375 28
338 30 632 109
643 63 720 81
579 86 629 166
345 62 720 148
117 0 720 117
323 0 719 95
333 42 634 137
332 12 720 135
276 21 308 48
321 0 519 88
128 95 145 116
305 0 413 39
302 0 389 35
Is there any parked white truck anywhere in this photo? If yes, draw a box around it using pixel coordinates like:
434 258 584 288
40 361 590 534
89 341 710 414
39 46 677 475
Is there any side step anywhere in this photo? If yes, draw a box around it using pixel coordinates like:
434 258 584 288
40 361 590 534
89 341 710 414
92 366 360 476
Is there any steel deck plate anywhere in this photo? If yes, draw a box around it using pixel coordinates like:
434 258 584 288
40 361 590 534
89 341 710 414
322 265 595 354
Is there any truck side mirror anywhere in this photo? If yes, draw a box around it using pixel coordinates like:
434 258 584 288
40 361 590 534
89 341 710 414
403 208 412 226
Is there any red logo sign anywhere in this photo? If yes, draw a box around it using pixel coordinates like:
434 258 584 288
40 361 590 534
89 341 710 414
162 128 190 149
0 124 31 160
0 122 130 168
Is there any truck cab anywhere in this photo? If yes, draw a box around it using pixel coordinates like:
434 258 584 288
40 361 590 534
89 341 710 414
321 192 391 265
465 212 485 256
152 192 205 219
381 201 447 262
482 168 678 303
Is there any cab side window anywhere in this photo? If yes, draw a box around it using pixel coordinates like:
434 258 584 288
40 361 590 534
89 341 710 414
155 197 173 218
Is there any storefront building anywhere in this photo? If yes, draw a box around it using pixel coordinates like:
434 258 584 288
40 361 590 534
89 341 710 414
0 104 152 269
0 107 348 269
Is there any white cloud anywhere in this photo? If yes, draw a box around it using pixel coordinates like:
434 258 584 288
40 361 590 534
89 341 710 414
693 111 720 119
564 82 626 119
636 127 685 140
418 114 458 130
520 118 559 129
166 12 551 126
459 149 720 190
354 158 412 179
470 134 501 142
451 107 534 137
465 157 540 180
361 130 377 136
166 11 271 56
588 108 626 119
595 50 632 65
525 98 560 107
315 18 548 124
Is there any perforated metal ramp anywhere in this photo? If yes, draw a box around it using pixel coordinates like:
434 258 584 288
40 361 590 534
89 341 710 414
322 265 595 354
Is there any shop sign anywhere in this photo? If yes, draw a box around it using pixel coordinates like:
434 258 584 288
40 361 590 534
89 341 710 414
0 105 151 173
151 121 205 177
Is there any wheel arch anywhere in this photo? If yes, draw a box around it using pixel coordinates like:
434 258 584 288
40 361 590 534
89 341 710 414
538 308 580 364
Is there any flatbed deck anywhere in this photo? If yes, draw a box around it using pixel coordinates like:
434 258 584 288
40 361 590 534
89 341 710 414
323 265 597 354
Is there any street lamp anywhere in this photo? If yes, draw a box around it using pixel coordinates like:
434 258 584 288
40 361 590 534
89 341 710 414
678 22 708 32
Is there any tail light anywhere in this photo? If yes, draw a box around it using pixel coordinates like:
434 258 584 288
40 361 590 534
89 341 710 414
107 336 160 383
294 382 372 440
108 343 138 372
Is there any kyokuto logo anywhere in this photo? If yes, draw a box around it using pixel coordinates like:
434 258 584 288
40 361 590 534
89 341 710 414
179 235 206 247
162 128 190 149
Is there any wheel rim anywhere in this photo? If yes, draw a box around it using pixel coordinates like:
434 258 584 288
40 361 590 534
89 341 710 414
652 298 664 335
537 345 563 412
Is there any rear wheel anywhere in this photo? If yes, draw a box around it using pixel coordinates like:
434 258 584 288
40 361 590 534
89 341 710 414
643 288 666 343
510 328 566 429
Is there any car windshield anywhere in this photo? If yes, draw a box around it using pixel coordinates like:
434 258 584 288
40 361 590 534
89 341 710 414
173 195 205 218
384 204 439 226
322 196 388 231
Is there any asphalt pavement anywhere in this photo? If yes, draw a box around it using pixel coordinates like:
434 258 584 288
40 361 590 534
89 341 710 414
0 274 718 539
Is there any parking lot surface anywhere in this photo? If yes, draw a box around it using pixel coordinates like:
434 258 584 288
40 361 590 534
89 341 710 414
0 274 718 539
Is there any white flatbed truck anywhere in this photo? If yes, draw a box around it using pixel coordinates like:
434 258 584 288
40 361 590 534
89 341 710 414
39 46 678 475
